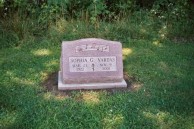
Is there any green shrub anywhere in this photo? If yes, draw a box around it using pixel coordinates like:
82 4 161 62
0 27 19 48
0 0 193 49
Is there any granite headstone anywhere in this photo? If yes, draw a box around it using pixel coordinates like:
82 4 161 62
58 38 127 90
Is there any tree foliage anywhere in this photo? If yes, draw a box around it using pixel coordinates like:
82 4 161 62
0 0 193 21
0 0 193 48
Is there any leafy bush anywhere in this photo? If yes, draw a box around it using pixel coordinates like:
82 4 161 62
0 0 193 49
0 26 19 48
1 0 193 22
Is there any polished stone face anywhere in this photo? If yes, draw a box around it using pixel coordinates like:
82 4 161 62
69 56 117 72
58 38 127 90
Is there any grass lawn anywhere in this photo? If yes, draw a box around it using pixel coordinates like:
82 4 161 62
0 20 194 129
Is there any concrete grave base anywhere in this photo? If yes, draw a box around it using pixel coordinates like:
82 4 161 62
58 71 127 90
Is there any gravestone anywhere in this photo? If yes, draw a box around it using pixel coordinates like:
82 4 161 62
58 38 127 90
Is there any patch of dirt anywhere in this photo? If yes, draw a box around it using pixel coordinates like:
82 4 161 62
41 71 142 97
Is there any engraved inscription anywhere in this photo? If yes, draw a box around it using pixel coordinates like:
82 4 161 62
75 43 109 52
69 56 117 72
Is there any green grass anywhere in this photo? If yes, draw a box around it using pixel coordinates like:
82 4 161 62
0 19 194 129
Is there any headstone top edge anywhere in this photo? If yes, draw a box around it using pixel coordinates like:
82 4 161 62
62 38 122 45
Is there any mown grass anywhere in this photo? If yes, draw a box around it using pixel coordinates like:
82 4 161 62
0 18 194 129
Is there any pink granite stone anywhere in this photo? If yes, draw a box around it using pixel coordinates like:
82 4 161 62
58 38 127 90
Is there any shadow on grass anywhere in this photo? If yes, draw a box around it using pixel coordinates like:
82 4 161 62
0 36 194 128
41 71 141 96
